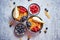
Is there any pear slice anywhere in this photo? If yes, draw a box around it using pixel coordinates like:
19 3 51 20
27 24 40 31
32 17 44 24
13 7 19 18
44 11 50 19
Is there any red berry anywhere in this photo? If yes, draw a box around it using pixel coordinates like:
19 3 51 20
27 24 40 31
34 27 37 32
19 6 27 13
36 26 40 31
30 4 39 14
31 27 37 32
31 26 40 32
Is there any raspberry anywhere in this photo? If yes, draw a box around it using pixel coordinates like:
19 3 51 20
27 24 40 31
19 6 27 13
31 26 40 32
30 4 39 14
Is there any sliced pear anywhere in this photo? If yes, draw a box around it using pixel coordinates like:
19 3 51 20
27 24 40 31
44 11 50 19
32 17 44 24
13 7 19 18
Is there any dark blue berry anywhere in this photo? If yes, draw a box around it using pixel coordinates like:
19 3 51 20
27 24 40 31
21 29 25 33
13 2 15 5
28 0 30 1
15 24 26 34
46 27 48 30
45 8 48 12
21 24 25 29
26 21 31 28
20 16 27 22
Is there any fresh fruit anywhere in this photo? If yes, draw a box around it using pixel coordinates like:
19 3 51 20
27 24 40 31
46 27 48 30
45 8 48 12
32 17 44 23
19 6 27 13
13 2 15 5
20 16 27 22
29 3 40 14
14 23 26 36
13 7 19 18
12 6 28 21
44 8 50 19
27 16 43 32
31 26 40 32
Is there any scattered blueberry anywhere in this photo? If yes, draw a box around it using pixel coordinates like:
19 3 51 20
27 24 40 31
13 2 15 5
46 27 48 30
28 0 30 1
45 8 48 12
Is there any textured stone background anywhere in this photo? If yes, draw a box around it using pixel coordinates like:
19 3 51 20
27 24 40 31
0 0 60 40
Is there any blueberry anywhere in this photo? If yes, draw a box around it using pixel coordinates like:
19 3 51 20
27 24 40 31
15 26 19 30
15 28 23 34
28 0 30 1
16 24 24 29
20 16 27 22
26 21 31 28
13 2 15 5
46 27 48 30
15 29 21 34
15 24 26 34
20 24 25 29
45 8 48 12
17 30 21 33
23 16 27 19
21 29 25 33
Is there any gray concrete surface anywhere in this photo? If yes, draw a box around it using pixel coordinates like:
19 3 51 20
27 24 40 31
0 0 60 40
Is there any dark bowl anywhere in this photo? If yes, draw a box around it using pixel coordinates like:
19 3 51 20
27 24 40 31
14 23 27 37
12 6 28 22
26 16 43 33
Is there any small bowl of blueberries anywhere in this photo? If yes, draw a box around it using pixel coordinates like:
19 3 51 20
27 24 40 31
14 23 27 37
